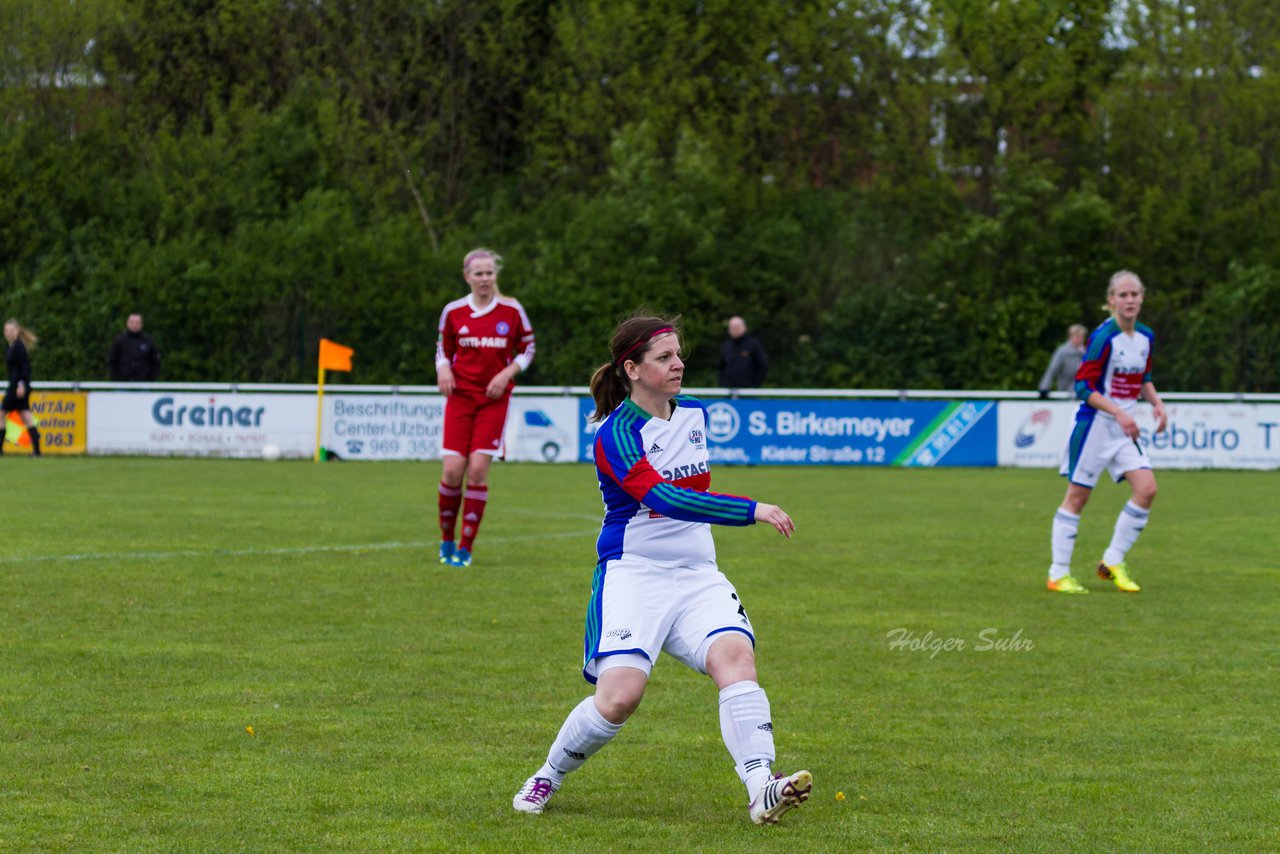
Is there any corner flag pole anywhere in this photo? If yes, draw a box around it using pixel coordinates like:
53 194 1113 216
314 363 326 462
314 338 355 462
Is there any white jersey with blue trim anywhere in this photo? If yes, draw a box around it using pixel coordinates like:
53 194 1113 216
1073 319 1155 422
592 396 755 568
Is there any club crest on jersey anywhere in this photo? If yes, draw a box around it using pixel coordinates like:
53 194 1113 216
688 429 704 447
495 321 510 335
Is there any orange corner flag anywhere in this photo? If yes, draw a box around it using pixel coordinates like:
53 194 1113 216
319 338 354 372
5 411 29 446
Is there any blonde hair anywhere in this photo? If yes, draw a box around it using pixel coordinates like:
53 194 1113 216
3 318 37 349
463 248 504 274
1103 270 1145 313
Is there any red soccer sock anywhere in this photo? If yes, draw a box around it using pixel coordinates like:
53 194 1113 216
458 484 489 552
438 481 462 542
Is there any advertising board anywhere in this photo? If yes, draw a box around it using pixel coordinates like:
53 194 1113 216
322 394 579 462
997 401 1280 470
88 392 315 457
578 397 998 466
2 391 87 456
323 395 444 460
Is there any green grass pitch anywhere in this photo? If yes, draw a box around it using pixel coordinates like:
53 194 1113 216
1 458 1275 852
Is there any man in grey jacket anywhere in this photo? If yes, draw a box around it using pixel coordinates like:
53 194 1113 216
1038 324 1087 398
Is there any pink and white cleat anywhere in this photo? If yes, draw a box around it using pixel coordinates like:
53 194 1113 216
748 770 813 825
513 775 559 814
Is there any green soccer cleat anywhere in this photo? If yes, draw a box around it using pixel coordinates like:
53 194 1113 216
1046 574 1089 594
1097 561 1140 592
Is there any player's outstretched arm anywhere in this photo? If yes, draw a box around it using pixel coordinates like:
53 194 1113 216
641 481 755 527
753 502 795 539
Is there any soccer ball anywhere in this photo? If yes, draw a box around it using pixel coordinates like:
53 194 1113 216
261 444 282 461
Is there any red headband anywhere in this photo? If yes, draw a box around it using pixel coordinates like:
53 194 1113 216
615 327 674 367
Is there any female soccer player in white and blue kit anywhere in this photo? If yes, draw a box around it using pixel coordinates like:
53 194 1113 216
513 315 812 825
1048 271 1169 593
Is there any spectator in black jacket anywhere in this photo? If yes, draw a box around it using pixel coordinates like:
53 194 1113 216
109 313 161 381
717 316 768 391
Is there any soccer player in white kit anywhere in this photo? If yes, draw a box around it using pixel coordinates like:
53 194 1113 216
1048 271 1169 593
512 315 813 824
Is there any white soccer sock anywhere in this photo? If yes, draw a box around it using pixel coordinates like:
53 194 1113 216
536 696 623 784
1103 501 1150 566
1049 508 1081 580
719 680 776 799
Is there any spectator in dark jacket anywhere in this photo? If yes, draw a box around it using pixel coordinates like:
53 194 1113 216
109 313 161 381
718 316 768 390
1037 324 1087 398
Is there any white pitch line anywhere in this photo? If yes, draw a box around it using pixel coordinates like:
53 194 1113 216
506 507 601 522
1 528 595 565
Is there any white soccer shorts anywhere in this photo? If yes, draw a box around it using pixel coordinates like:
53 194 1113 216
581 556 755 684
1060 414 1152 488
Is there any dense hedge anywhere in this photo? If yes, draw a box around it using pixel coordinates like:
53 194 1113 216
3 1 1278 391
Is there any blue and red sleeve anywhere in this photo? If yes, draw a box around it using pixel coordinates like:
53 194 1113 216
1074 324 1114 402
595 406 755 526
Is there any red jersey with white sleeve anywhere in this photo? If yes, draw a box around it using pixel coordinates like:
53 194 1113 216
435 295 536 394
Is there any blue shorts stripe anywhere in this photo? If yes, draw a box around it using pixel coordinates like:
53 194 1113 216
581 562 607 683
706 625 756 647
585 563 605 646
1065 419 1093 483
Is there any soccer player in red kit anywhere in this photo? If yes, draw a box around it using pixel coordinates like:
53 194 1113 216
434 248 536 568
